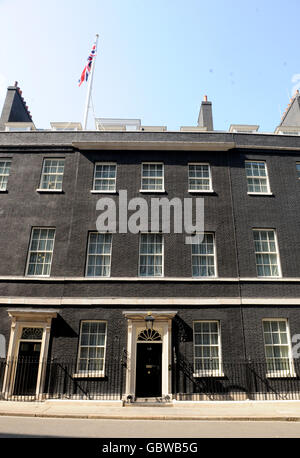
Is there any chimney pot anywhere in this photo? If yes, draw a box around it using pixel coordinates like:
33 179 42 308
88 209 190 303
204 95 208 102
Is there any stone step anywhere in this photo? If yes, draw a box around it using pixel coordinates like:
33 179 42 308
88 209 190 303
124 397 173 407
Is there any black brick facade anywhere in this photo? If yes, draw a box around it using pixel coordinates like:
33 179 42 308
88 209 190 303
0 128 300 399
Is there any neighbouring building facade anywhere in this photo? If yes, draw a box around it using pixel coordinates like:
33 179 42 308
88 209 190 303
0 83 300 402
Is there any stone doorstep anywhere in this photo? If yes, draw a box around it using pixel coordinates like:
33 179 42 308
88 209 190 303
124 397 174 407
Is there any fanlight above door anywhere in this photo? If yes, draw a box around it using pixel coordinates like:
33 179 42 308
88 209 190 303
137 329 162 342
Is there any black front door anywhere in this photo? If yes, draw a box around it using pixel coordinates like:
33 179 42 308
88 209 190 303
13 342 41 395
136 343 162 397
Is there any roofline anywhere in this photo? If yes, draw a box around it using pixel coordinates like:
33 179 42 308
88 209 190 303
72 141 235 151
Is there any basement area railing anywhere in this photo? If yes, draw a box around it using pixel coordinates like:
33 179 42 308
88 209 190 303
0 357 300 402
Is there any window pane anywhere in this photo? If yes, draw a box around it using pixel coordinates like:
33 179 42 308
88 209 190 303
192 233 216 277
26 228 55 276
189 164 212 190
77 321 106 373
93 164 116 191
40 159 65 190
86 233 112 277
139 233 163 276
141 163 164 190
0 160 11 190
263 320 292 374
253 230 279 277
245 161 270 193
194 321 221 375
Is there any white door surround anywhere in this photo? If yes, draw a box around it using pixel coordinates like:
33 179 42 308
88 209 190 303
123 310 177 400
2 308 57 399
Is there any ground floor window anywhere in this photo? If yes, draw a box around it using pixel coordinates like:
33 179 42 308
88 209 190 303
262 319 294 376
193 321 222 376
77 321 107 375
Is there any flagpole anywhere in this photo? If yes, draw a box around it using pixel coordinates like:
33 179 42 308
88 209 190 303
83 34 99 130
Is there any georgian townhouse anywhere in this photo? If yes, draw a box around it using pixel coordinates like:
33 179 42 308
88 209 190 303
0 83 300 403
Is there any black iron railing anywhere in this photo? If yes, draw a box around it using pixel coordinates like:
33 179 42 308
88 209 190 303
0 356 300 401
0 357 127 402
174 357 300 401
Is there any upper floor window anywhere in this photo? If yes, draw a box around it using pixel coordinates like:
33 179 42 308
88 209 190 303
263 319 294 377
77 321 107 375
191 233 217 277
296 163 300 179
93 163 117 192
188 163 212 192
193 321 222 377
245 161 271 194
39 158 65 191
139 233 163 277
253 229 281 277
26 228 55 277
0 159 12 191
86 232 112 277
141 163 164 191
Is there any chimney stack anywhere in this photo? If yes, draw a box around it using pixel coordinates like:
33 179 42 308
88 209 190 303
197 95 213 131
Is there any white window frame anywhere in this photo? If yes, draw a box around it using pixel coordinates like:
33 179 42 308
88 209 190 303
191 232 217 278
253 229 281 278
37 158 65 192
262 319 296 378
91 162 117 193
296 162 300 179
193 321 223 377
138 233 164 277
245 160 272 195
25 227 56 277
75 320 107 378
85 232 112 277
140 162 165 192
188 163 213 193
0 159 12 192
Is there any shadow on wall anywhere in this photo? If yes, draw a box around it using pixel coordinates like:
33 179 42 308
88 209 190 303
173 315 193 343
51 315 78 338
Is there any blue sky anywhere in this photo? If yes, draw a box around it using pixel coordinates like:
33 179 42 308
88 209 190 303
0 0 299 131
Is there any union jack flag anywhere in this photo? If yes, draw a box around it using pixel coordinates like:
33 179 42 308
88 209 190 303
78 41 97 86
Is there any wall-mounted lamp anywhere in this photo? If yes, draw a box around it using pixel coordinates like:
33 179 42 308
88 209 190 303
145 312 155 330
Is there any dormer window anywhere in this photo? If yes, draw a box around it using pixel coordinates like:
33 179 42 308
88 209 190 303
229 124 259 133
50 122 82 131
5 122 35 131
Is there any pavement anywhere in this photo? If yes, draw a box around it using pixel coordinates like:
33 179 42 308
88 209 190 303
0 399 300 421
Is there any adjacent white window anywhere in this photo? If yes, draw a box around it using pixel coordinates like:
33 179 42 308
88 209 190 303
193 321 222 377
245 161 271 193
263 319 295 377
93 163 116 192
141 163 164 191
86 233 112 277
77 321 107 375
188 163 212 191
253 229 281 277
39 158 65 190
139 233 163 277
26 228 55 276
0 159 12 191
191 233 217 277
296 163 300 179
